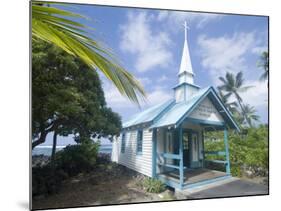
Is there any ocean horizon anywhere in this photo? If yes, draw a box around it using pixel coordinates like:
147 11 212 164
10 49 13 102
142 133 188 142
32 144 112 156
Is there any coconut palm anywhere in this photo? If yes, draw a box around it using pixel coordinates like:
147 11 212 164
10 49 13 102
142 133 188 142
243 104 260 127
218 71 253 127
258 51 269 82
32 2 146 105
217 89 238 114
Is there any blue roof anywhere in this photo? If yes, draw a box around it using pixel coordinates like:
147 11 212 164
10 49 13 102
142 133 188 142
122 99 174 128
122 86 240 131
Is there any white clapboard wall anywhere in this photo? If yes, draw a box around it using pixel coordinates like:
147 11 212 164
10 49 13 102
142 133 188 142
112 128 153 177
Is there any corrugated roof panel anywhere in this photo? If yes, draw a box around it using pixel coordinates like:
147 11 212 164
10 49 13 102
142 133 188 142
122 99 174 128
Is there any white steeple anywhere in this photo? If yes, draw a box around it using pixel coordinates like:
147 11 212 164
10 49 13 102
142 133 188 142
178 21 194 84
173 21 199 103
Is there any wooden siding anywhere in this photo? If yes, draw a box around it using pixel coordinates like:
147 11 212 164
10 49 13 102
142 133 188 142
114 128 153 177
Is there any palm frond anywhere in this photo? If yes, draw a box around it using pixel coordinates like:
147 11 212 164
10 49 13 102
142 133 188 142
32 2 146 105
235 71 243 88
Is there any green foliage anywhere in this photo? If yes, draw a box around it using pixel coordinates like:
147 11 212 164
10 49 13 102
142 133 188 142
32 40 122 148
55 142 99 177
142 178 166 193
32 2 146 105
32 141 99 196
204 125 268 177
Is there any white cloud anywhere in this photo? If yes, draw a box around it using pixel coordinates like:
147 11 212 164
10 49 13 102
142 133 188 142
251 46 268 55
137 77 151 86
240 80 268 108
158 75 169 82
103 78 172 110
156 11 222 30
119 12 172 72
104 82 135 109
197 32 257 84
145 87 172 106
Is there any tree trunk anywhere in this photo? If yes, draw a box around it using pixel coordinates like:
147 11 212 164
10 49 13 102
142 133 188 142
236 97 251 127
32 130 48 149
51 130 58 162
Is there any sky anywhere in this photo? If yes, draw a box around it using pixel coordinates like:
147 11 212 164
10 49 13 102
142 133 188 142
43 3 268 146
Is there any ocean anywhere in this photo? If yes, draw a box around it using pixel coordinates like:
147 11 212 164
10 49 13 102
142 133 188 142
32 144 112 156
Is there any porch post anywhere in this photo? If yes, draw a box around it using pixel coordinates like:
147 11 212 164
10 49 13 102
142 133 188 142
179 125 184 188
224 126 231 174
152 128 157 178
202 130 205 168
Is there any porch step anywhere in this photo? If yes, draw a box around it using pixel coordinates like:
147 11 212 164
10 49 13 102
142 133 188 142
176 175 236 194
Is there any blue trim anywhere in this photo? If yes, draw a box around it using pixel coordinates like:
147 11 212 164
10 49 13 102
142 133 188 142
209 87 240 132
205 160 227 164
157 175 182 190
174 87 240 132
121 133 126 153
158 163 186 170
160 153 181 160
136 129 143 154
175 87 211 128
224 127 231 174
183 175 232 189
202 130 205 168
158 173 232 190
173 82 200 90
152 129 157 178
185 117 225 126
179 125 184 188
152 101 175 125
205 151 226 156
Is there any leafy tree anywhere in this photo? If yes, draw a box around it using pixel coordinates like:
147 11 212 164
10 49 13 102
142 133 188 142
32 40 122 149
32 1 146 105
218 71 253 127
258 51 269 82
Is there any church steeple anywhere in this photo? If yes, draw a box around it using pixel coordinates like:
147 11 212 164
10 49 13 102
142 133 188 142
178 21 194 84
173 21 200 103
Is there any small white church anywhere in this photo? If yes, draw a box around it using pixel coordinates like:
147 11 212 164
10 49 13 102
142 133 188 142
111 22 240 190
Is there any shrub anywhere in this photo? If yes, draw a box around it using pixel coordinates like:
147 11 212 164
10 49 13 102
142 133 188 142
142 178 165 193
55 142 99 176
204 125 268 177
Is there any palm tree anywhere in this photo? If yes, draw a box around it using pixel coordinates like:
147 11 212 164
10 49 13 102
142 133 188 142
258 51 269 82
243 104 260 127
217 89 238 114
218 71 253 127
32 2 146 105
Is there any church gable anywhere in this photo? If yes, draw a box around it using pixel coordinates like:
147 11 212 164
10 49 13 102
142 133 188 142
188 97 224 123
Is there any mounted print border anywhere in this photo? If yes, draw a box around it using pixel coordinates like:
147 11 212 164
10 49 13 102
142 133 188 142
30 1 269 210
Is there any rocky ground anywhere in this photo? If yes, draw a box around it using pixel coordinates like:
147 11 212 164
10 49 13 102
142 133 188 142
32 158 175 210
32 154 268 210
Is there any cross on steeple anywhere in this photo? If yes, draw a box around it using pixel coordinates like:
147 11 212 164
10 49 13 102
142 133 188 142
173 21 200 103
183 21 190 41
178 20 194 81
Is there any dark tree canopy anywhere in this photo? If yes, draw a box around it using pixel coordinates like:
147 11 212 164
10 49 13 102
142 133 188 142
32 40 122 148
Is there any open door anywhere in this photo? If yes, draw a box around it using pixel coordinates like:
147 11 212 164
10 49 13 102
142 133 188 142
183 131 190 168
190 132 200 168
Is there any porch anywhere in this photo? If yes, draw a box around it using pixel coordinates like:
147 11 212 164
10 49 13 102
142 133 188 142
151 119 232 190
158 168 230 190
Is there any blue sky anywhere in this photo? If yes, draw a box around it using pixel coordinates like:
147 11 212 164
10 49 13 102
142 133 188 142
44 4 268 146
